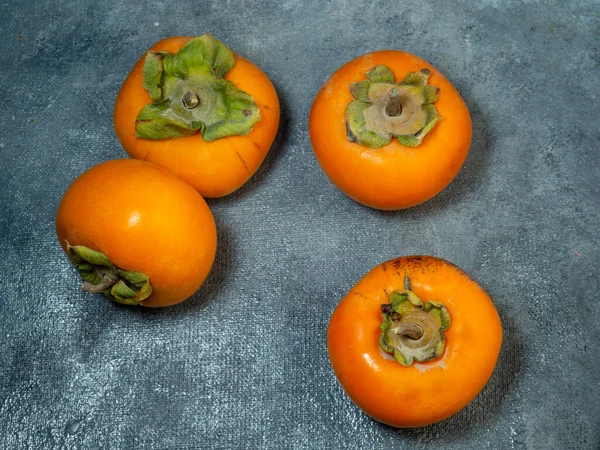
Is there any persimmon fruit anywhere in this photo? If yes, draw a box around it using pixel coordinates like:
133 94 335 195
114 34 280 198
56 159 217 307
327 256 502 427
309 51 472 210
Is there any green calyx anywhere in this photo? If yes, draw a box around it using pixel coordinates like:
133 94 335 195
346 65 441 148
135 34 260 141
65 242 152 306
379 277 451 366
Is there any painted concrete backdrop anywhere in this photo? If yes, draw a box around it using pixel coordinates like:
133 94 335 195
0 0 598 448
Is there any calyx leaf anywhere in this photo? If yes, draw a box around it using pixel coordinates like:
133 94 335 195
366 65 394 83
379 284 451 366
135 34 260 141
177 35 235 78
142 52 166 103
345 100 390 148
65 242 152 306
346 65 442 148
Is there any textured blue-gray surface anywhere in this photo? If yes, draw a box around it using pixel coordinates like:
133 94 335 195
1 0 599 448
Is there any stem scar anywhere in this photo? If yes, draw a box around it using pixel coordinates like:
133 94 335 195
182 92 200 109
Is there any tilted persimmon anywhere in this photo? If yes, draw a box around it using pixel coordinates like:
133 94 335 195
56 159 217 307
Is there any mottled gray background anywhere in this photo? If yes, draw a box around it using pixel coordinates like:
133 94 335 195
1 0 598 448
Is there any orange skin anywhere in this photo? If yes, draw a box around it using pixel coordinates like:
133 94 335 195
309 51 472 210
327 256 502 428
114 36 280 198
56 159 217 307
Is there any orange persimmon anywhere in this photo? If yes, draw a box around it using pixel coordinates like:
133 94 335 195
328 256 502 428
309 51 472 210
114 34 280 198
56 159 217 307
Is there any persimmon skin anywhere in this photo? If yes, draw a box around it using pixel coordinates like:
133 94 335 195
114 36 280 198
309 51 472 210
56 159 217 307
327 256 502 428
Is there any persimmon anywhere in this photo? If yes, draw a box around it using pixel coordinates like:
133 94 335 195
327 256 502 428
114 34 280 198
309 51 472 210
56 159 217 307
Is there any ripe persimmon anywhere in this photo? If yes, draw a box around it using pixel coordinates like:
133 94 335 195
114 34 280 198
56 159 217 307
327 256 502 428
309 51 472 210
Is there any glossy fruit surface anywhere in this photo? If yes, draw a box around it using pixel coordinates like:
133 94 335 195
328 255 502 427
310 51 472 210
56 159 217 307
114 35 280 198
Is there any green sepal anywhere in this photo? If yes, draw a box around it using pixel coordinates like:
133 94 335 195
104 289 139 306
202 79 261 142
177 34 234 77
142 51 166 102
135 99 202 139
115 270 153 304
111 280 137 299
379 313 395 353
105 277 151 305
395 106 442 147
63 242 152 306
400 71 428 86
118 270 149 288
396 134 421 147
135 99 201 140
350 80 371 102
423 85 439 104
419 114 442 138
134 280 153 302
390 291 408 311
67 244 115 270
136 99 171 120
163 53 188 79
425 301 452 331
394 349 413 366
423 300 440 310
434 339 445 358
390 290 423 311
406 290 424 307
135 119 199 140
345 100 391 148
367 65 394 83
423 104 438 122
80 270 102 285
135 34 260 142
